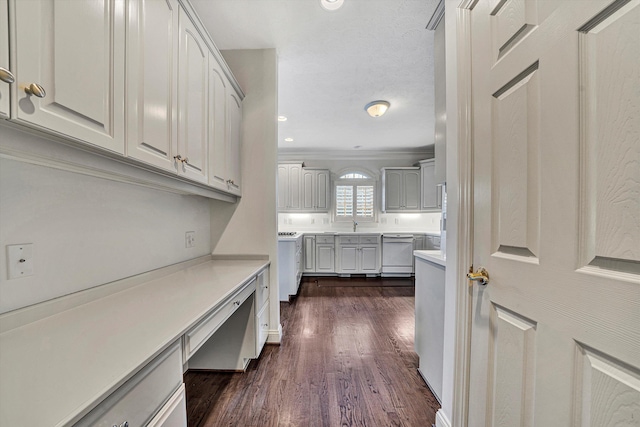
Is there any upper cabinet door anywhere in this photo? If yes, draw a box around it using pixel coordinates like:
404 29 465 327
301 170 315 210
13 0 125 153
384 170 403 210
403 170 421 210
178 8 208 184
0 0 10 119
315 170 330 211
127 0 179 171
208 53 228 191
226 92 242 195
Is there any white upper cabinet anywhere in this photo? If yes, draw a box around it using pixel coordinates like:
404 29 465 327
382 168 421 212
12 0 125 153
277 163 302 210
177 7 208 184
301 169 330 211
0 0 10 119
207 54 228 192
226 92 242 195
420 159 439 210
126 0 179 171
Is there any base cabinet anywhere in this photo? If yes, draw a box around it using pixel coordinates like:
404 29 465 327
278 235 303 300
315 243 335 273
74 341 184 427
336 235 381 275
147 385 187 427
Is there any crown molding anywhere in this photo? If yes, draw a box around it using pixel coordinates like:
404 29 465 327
278 146 434 162
426 0 445 30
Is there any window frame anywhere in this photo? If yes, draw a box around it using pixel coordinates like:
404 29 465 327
333 174 377 223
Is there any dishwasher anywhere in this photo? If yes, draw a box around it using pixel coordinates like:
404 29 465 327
381 234 414 276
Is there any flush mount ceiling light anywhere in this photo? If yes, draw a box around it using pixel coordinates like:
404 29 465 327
320 0 344 11
277 116 287 122
365 100 390 118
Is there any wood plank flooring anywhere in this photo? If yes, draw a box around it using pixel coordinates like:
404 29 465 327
185 276 440 427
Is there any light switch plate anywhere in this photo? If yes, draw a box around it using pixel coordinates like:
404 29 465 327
7 244 34 279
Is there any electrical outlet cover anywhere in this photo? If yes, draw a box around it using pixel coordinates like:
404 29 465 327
7 244 34 279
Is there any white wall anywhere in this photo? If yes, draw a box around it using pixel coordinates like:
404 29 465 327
210 49 281 342
0 127 211 314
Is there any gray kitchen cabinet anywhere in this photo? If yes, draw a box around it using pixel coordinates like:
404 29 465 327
420 159 442 211
382 168 421 212
301 169 330 211
277 163 303 211
315 235 335 273
303 235 316 272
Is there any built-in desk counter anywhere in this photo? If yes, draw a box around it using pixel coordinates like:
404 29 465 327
0 256 270 427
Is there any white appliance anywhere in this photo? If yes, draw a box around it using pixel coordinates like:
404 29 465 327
381 234 414 276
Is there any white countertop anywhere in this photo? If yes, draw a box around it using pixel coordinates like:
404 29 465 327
414 250 446 267
0 257 269 427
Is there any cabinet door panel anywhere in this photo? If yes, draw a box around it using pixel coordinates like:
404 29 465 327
316 245 335 272
226 92 242 194
315 170 330 210
339 246 358 273
127 0 178 170
0 0 9 119
178 9 208 183
277 165 288 210
384 170 402 210
403 170 421 210
14 0 125 153
360 246 379 272
421 161 438 209
288 165 301 209
208 56 228 191
303 236 316 272
302 170 315 210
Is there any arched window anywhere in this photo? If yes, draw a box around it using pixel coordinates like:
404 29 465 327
335 172 375 221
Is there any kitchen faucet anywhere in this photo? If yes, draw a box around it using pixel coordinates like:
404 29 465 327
353 220 358 232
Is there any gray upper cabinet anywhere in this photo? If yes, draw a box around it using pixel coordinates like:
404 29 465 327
12 0 126 153
382 168 421 212
279 164 330 212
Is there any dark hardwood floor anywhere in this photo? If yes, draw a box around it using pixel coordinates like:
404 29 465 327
185 276 440 427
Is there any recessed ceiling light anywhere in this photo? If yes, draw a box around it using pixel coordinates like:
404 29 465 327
364 100 390 118
320 0 344 11
284 138 294 142
354 145 362 149
277 116 287 122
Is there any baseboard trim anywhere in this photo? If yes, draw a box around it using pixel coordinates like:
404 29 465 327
435 410 451 427
266 323 283 344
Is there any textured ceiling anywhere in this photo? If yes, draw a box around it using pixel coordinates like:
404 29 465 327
191 0 439 153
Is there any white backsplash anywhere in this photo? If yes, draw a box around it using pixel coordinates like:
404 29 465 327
278 212 441 233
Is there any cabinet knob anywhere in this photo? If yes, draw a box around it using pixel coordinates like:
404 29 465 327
24 83 46 98
0 67 15 84
174 154 183 162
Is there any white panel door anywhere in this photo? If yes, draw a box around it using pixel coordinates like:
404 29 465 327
0 0 10 119
403 170 421 210
178 8 208 184
315 170 330 211
126 0 179 171
226 92 242 195
302 170 315 210
339 246 358 273
316 245 335 273
468 1 640 426
208 53 228 191
384 170 403 210
13 0 125 153
360 246 379 273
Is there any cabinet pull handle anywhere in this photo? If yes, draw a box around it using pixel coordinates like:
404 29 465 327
182 157 189 165
24 83 46 98
0 67 15 84
174 154 183 163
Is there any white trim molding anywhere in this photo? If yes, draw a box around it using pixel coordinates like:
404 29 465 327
267 323 283 344
435 410 452 427
426 0 445 30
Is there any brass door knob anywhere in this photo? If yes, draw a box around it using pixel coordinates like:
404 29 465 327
0 67 15 84
467 267 489 286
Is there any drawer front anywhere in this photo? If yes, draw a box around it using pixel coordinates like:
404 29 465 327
75 341 183 427
359 235 379 244
256 301 270 357
255 269 269 310
316 235 334 244
146 384 187 427
339 235 358 244
184 279 256 359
